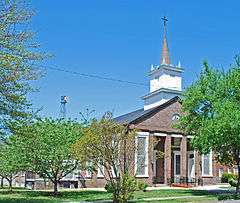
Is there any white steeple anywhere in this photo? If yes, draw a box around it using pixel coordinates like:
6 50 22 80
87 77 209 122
142 17 184 110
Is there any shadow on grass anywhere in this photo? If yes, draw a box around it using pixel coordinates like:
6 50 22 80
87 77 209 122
0 188 234 203
0 189 111 202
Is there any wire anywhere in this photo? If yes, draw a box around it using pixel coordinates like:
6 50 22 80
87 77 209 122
39 64 149 87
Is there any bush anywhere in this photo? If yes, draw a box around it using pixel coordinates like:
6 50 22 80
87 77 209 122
137 181 148 192
229 178 237 187
105 174 138 203
118 174 137 202
105 182 114 193
221 172 237 183
218 194 240 201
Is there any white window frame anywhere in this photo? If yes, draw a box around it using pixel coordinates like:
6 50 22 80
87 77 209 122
234 167 238 175
219 168 224 178
135 132 149 178
97 161 104 178
201 151 213 177
85 161 92 179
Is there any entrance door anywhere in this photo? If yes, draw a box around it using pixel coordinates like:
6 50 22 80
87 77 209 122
173 151 181 179
188 152 195 179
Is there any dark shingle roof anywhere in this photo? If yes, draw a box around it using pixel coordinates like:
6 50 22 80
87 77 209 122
114 108 151 124
114 96 180 125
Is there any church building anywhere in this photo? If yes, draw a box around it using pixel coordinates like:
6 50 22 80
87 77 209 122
21 18 235 190
114 17 231 187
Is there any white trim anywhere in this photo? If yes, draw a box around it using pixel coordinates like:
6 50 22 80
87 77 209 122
135 133 149 178
201 151 213 177
154 133 167 137
187 135 193 138
138 131 150 136
171 134 183 138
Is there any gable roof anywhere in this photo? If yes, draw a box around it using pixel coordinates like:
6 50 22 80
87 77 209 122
114 96 181 125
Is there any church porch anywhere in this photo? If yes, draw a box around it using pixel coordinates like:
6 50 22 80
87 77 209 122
151 134 202 187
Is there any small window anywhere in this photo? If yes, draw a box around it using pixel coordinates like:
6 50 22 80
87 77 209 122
136 135 148 177
219 168 224 177
172 114 180 121
201 151 213 176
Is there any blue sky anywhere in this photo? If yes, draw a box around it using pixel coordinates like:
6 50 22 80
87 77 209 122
30 0 240 119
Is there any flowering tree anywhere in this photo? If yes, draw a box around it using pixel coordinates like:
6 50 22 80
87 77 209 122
72 113 137 203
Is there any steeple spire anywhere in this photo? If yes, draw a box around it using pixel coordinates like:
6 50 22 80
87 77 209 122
160 16 170 65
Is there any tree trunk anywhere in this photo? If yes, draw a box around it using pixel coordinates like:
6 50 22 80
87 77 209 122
236 157 240 194
1 177 3 188
8 178 13 191
53 180 59 196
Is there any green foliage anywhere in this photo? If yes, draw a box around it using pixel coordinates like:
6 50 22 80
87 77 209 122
105 174 137 203
72 112 137 202
177 57 240 192
229 178 238 187
118 174 137 202
11 118 83 194
137 180 148 191
105 182 114 193
218 194 240 201
0 140 27 189
221 172 237 183
0 0 48 134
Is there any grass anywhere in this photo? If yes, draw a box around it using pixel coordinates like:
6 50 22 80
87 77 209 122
0 188 220 203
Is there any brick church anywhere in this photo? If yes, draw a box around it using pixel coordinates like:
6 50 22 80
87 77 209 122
16 19 236 189
114 17 226 186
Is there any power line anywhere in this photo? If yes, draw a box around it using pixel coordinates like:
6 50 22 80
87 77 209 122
39 64 148 87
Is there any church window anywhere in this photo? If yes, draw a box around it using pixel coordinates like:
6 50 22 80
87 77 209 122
135 134 149 177
172 114 180 121
219 168 224 177
201 151 212 176
174 152 181 176
85 161 93 178
97 160 104 178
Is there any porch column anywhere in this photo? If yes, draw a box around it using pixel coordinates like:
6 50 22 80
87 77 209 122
164 134 171 184
180 136 187 178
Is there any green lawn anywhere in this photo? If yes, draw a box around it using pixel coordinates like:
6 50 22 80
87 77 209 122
0 188 219 203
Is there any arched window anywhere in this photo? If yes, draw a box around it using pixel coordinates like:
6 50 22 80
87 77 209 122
172 113 180 121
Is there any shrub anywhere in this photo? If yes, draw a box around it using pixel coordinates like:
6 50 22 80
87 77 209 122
105 182 114 193
228 178 237 187
221 172 237 183
218 194 240 201
105 174 138 203
137 181 148 192
118 174 137 202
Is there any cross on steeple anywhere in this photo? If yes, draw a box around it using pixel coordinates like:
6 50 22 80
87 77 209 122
161 16 168 27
